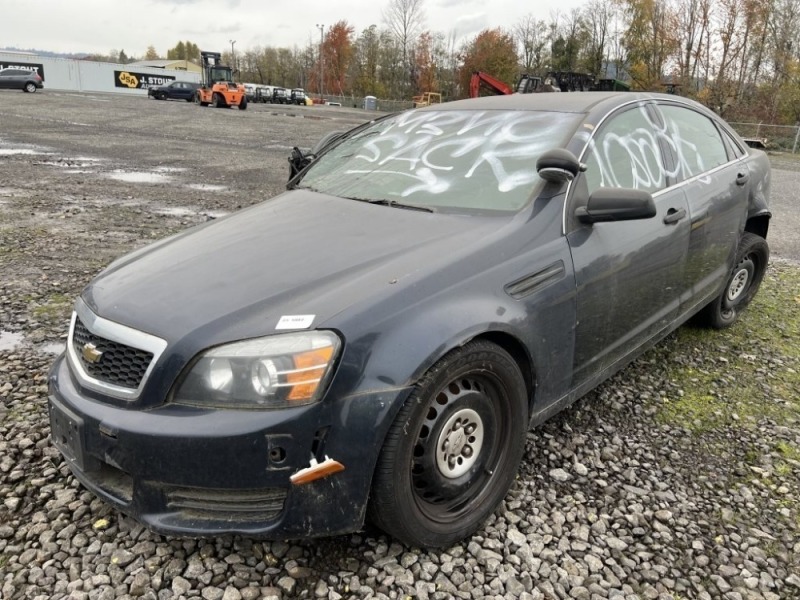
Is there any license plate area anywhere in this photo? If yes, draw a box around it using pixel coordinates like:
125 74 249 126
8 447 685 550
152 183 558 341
49 398 86 471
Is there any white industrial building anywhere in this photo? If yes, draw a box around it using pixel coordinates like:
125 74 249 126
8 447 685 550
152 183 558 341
0 51 200 95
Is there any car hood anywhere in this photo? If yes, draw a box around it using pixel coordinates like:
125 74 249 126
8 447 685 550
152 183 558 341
82 190 505 344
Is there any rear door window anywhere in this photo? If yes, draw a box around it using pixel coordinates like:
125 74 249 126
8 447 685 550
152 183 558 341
657 105 730 181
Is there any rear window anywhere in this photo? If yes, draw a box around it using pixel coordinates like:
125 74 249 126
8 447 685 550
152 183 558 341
298 109 582 212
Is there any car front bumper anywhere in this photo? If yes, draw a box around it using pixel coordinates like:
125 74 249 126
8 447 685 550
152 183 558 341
48 354 411 538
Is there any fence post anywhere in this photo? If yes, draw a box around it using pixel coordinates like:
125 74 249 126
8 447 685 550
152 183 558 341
793 125 800 154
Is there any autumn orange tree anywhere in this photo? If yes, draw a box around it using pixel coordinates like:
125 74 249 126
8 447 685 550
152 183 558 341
317 20 355 95
458 28 519 97
414 31 439 93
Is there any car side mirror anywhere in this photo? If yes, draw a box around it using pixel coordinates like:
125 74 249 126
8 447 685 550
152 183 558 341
575 188 656 224
537 149 586 183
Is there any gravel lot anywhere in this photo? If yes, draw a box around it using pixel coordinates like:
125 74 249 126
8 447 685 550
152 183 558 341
1 91 798 600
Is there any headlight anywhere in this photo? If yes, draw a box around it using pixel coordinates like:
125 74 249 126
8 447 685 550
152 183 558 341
173 331 341 409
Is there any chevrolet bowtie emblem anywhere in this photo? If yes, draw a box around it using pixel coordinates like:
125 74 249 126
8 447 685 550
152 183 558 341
82 343 103 364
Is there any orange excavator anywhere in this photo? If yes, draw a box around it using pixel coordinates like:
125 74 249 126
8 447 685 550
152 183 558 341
469 72 547 98
469 71 602 98
195 51 247 110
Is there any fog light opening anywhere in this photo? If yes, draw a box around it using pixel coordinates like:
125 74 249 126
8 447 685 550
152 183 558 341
269 446 287 464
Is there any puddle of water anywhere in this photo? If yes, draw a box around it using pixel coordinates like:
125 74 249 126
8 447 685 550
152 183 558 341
40 341 66 355
0 331 24 351
65 169 93 174
0 149 50 156
186 183 229 192
154 206 230 219
154 166 186 173
156 206 194 217
72 156 104 162
107 170 172 184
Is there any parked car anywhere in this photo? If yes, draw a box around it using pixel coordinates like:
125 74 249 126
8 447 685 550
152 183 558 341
49 92 771 548
147 81 200 102
242 83 257 102
271 87 289 104
290 88 307 105
255 86 274 103
0 67 43 93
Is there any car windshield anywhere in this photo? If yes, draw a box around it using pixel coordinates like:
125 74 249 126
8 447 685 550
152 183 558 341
297 109 582 212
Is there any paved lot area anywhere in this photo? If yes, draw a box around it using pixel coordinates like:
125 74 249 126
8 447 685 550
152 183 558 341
0 91 798 600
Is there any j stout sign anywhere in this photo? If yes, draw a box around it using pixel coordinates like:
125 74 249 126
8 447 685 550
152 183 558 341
0 61 45 80
114 70 176 90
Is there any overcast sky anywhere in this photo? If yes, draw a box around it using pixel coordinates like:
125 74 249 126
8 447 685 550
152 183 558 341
2 0 583 58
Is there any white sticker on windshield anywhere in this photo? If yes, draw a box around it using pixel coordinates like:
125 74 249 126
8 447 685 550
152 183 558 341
276 315 315 330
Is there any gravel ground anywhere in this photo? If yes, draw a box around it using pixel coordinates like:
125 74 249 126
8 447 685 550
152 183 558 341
1 91 798 600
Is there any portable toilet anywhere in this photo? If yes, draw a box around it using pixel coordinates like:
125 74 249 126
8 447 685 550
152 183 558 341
363 95 377 110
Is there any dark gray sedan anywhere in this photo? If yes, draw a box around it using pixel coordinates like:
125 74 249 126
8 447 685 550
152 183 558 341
147 80 200 102
0 68 43 93
49 92 771 548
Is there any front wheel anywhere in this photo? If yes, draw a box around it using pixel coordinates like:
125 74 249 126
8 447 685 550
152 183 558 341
697 232 769 328
239 96 248 110
368 340 528 548
212 93 225 108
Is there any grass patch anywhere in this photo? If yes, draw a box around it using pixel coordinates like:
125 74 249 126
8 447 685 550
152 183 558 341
657 263 800 433
31 293 73 321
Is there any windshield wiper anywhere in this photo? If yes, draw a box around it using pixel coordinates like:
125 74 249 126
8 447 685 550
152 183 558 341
364 199 434 213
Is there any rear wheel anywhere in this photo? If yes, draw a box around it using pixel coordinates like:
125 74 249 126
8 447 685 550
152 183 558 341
239 95 248 110
24 82 37 93
212 93 225 108
368 340 528 548
697 232 769 328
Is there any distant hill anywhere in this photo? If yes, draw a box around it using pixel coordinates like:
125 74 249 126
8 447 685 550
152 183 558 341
0 47 91 59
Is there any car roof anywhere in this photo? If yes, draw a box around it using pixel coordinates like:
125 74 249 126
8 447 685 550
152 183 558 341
436 91 665 114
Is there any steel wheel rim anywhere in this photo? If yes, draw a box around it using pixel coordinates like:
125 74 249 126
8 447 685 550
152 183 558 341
435 408 484 478
727 265 750 303
410 374 507 524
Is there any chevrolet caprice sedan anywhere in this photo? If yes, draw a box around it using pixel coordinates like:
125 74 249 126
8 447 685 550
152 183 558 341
49 92 771 548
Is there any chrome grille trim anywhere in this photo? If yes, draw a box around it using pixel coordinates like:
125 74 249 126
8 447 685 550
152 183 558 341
66 298 168 400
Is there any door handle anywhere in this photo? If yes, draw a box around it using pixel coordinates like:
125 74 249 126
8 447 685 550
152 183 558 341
736 172 750 186
663 207 687 225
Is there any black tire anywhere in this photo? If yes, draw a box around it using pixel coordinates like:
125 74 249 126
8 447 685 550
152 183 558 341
368 340 528 548
212 93 225 108
239 96 248 110
698 232 769 329
24 82 37 93
158 92 167 100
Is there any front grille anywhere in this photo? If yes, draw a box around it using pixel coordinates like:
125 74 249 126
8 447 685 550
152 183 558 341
72 317 153 389
165 487 287 523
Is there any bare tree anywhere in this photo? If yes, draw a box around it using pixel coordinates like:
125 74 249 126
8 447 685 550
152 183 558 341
672 0 711 91
582 0 615 76
514 14 550 73
383 0 426 94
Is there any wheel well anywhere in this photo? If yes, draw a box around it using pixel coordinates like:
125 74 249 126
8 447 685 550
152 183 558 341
745 215 769 240
473 331 536 412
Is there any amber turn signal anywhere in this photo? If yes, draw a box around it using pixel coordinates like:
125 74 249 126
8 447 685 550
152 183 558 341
290 456 345 485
